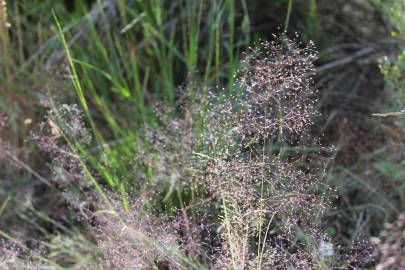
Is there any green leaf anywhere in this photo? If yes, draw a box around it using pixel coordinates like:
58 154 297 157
325 227 336 237
375 161 405 181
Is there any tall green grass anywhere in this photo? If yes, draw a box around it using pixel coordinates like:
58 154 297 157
49 0 251 207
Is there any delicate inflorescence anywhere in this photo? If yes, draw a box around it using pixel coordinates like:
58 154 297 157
0 35 378 269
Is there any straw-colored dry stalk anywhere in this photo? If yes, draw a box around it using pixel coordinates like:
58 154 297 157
0 0 11 78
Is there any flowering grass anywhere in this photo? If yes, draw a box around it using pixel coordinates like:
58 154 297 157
1 1 405 269
1 33 377 269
